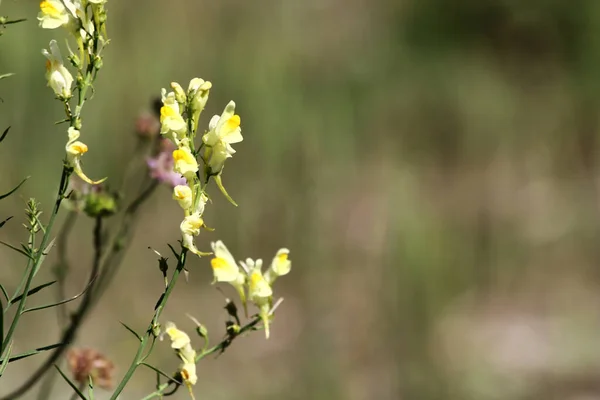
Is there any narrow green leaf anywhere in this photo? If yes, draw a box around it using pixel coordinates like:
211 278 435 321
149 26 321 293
23 274 95 314
0 216 12 228
0 176 28 200
0 341 13 376
139 362 179 383
54 365 87 400
0 126 9 143
10 280 57 304
0 298 4 352
88 376 94 400
20 243 30 255
32 213 46 235
119 321 142 342
0 240 34 259
0 284 8 302
33 237 56 277
8 342 63 362
2 18 27 25
214 174 238 207
167 243 179 259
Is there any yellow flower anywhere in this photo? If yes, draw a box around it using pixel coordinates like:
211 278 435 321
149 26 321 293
171 81 187 104
181 361 198 386
65 127 105 185
160 90 187 142
164 321 191 350
188 78 212 115
248 265 272 300
38 0 74 29
173 185 193 211
172 147 198 179
210 241 247 314
42 40 73 99
265 248 291 285
245 260 273 339
164 322 197 397
193 192 208 216
202 101 243 172
180 213 205 255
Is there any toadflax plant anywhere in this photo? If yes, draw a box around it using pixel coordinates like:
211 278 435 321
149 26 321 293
0 1 292 399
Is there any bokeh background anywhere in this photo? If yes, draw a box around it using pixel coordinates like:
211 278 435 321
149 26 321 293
3 0 600 399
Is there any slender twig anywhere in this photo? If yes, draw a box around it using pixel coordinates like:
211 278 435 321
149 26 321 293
90 179 159 301
1 166 70 357
0 214 102 400
68 381 86 400
54 211 78 326
139 316 262 399
12 179 158 400
109 247 188 399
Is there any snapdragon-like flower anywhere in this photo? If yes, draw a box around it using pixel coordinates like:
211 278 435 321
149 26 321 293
66 127 105 185
180 213 209 256
38 0 75 29
244 259 274 338
42 40 74 99
164 322 198 395
173 185 193 211
264 248 292 285
210 241 247 314
202 101 243 173
171 82 186 105
188 78 212 116
160 90 187 143
173 147 199 179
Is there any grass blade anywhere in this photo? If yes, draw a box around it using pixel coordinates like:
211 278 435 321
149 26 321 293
0 240 33 259
0 126 9 143
33 237 56 277
167 243 179 259
139 362 180 383
23 273 96 313
119 321 142 342
0 298 3 352
54 365 87 400
8 342 63 362
0 176 29 200
0 341 13 376
0 284 8 302
88 376 94 400
0 216 12 228
2 18 27 25
10 280 57 304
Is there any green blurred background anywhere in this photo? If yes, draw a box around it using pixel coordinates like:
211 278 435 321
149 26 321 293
3 0 600 399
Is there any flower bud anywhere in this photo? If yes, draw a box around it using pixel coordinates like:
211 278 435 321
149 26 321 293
173 185 193 211
83 187 118 218
171 82 187 105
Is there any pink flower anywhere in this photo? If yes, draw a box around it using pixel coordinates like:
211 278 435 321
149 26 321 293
147 139 187 187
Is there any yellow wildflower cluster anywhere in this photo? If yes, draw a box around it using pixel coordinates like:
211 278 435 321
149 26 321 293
164 322 197 398
210 241 291 338
159 78 244 256
38 0 109 184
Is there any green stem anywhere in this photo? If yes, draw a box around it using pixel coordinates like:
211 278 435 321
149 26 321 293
53 211 78 327
109 248 188 400
140 383 170 400
195 317 261 361
139 316 262 399
1 166 70 357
